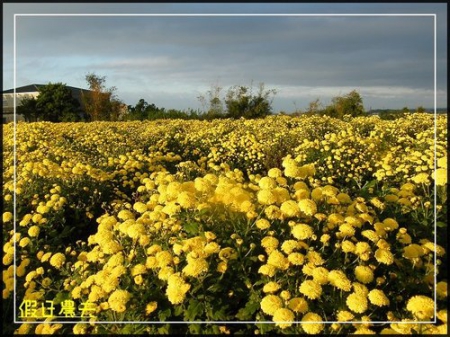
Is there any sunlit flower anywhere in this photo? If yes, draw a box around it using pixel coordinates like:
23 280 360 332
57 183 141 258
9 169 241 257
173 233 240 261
346 292 368 314
299 280 322 300
406 295 435 319
260 294 283 316
273 308 295 329
301 312 324 334
368 289 390 307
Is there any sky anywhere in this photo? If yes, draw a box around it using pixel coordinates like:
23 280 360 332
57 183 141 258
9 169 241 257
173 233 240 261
3 3 447 113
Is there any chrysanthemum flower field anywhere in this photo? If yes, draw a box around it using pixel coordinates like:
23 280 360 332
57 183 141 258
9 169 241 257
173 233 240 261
2 113 448 334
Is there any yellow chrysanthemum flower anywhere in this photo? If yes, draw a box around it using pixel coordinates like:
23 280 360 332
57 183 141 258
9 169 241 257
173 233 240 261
108 289 131 313
273 308 295 329
354 265 374 284
260 294 283 316
346 292 368 314
288 297 308 313
291 223 314 240
368 289 390 307
299 279 322 300
263 281 281 293
406 295 435 320
49 253 66 269
166 273 190 305
328 270 352 291
301 312 324 334
145 301 158 315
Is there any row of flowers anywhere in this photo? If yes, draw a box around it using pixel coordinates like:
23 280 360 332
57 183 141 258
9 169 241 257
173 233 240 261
2 113 447 334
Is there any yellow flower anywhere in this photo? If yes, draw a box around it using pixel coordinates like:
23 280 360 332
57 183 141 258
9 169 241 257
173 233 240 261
328 270 352 291
382 218 399 231
346 292 368 314
133 202 148 213
341 240 355 254
261 236 279 253
312 267 329 285
158 266 175 281
288 297 308 313
354 266 374 284
2 212 13 223
298 199 317 216
28 225 40 237
49 253 66 269
301 312 324 334
166 273 190 305
437 281 448 299
411 172 430 184
268 168 282 178
406 295 435 319
259 176 277 189
257 189 277 205
19 237 31 248
336 310 354 322
182 258 208 277
403 244 424 259
374 248 394 265
258 264 276 277
291 223 314 240
108 289 131 313
299 280 322 300
281 240 299 254
368 289 390 307
218 247 238 261
255 218 271 230
273 308 295 329
434 168 447 186
280 200 301 218
145 301 158 315
217 261 227 274
263 282 281 293
260 294 283 315
267 250 289 270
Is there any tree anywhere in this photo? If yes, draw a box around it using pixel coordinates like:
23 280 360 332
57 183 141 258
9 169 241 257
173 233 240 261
17 96 40 122
35 83 81 122
224 82 277 119
197 83 225 119
82 73 123 121
318 90 365 119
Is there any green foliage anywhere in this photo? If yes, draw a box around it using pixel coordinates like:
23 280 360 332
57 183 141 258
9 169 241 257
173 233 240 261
197 82 277 119
225 82 277 119
17 96 39 122
35 83 82 122
308 90 366 119
82 73 124 121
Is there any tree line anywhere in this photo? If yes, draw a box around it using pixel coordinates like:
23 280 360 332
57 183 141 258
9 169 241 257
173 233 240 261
18 73 424 122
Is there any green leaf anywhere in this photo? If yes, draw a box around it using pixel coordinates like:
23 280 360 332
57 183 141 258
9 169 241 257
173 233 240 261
437 221 447 228
157 325 170 334
189 324 201 334
235 293 260 320
183 222 199 236
185 299 203 321
158 308 172 322
173 305 184 317
53 292 70 305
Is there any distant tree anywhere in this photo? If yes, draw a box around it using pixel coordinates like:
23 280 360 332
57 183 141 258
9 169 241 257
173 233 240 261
82 73 123 121
197 83 225 119
225 82 277 119
320 90 366 119
35 83 81 122
402 106 410 113
416 106 426 113
17 96 40 122
305 98 323 116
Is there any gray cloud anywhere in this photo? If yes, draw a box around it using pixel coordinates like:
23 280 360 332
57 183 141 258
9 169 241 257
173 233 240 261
3 3 447 111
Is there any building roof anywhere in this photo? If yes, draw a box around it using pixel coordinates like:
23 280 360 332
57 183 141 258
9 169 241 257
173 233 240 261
3 84 91 94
